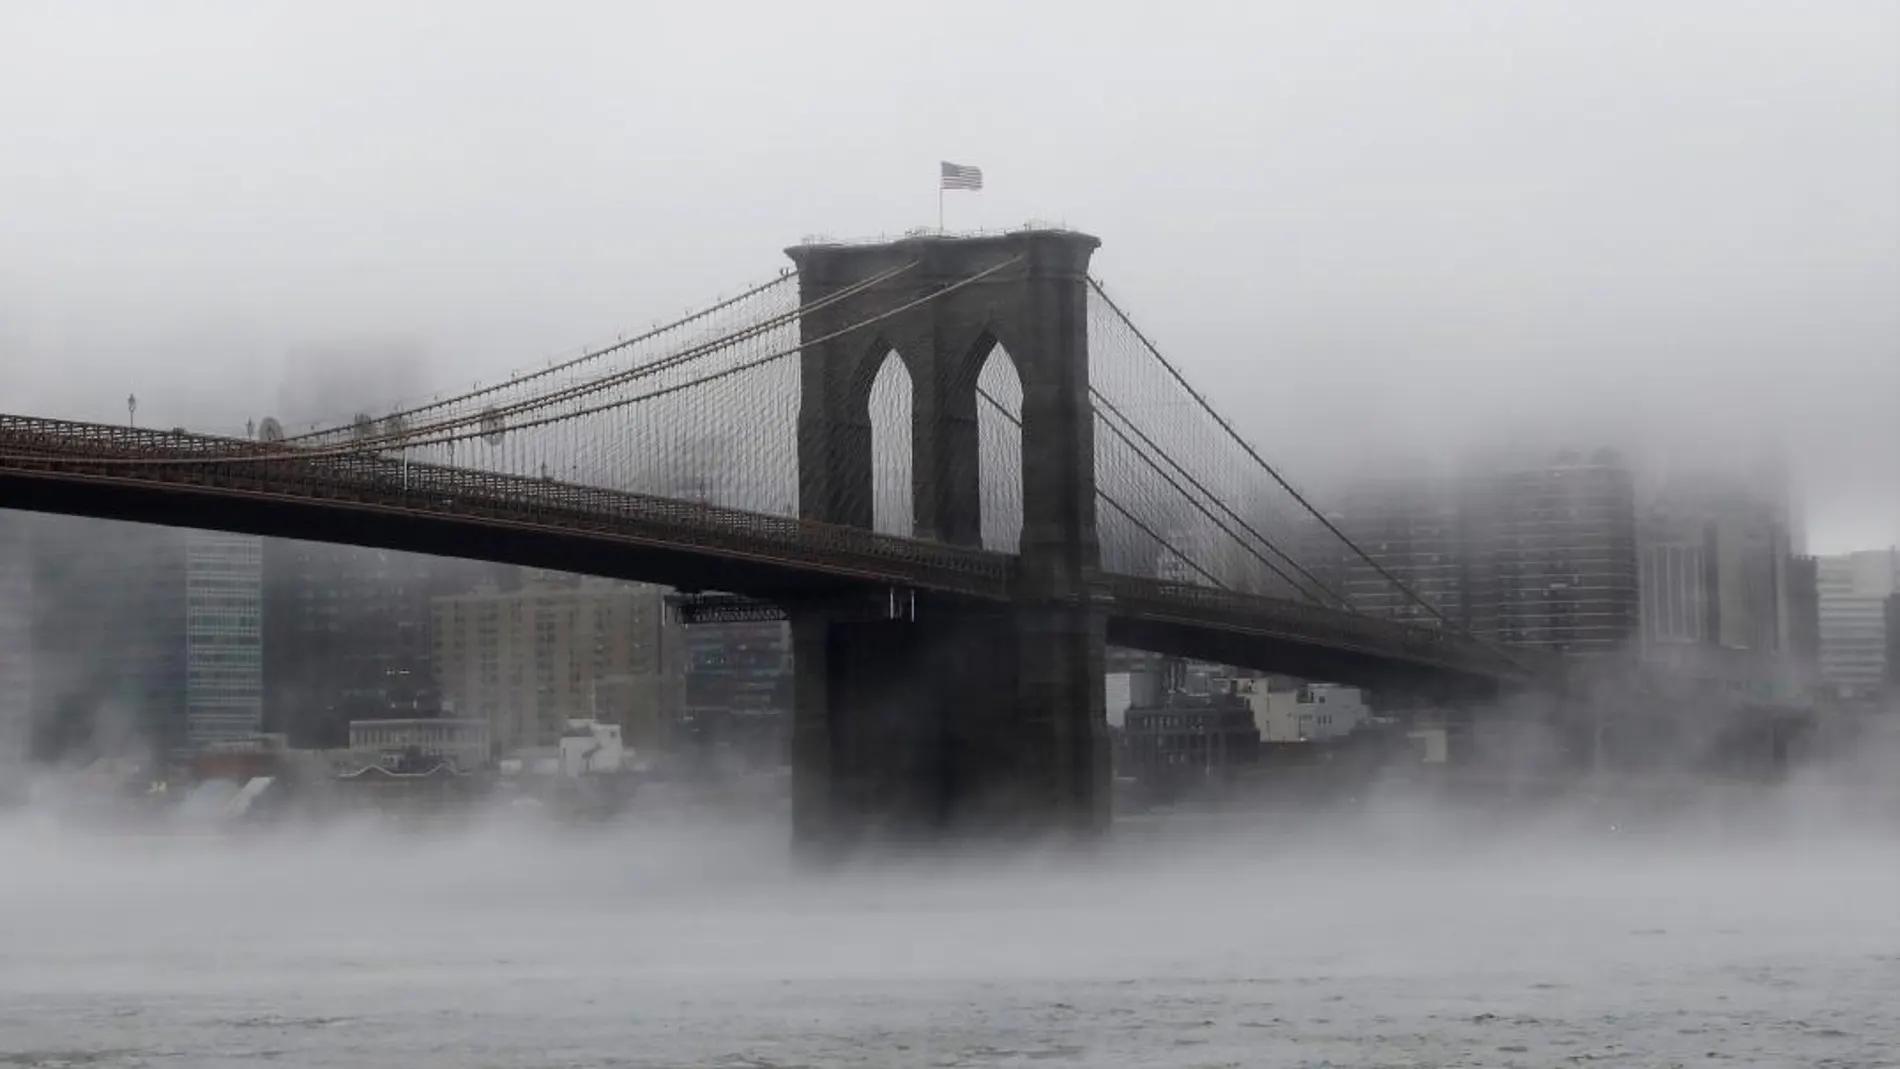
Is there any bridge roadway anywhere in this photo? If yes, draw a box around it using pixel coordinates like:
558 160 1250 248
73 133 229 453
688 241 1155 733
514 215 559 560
0 415 1542 693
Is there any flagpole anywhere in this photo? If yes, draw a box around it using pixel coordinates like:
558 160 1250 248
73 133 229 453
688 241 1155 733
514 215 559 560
938 181 945 235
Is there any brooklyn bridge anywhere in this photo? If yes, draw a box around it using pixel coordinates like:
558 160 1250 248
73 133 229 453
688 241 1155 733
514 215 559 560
0 229 1558 844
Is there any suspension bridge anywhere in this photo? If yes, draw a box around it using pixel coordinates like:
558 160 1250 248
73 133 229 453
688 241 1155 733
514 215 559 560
0 229 1557 844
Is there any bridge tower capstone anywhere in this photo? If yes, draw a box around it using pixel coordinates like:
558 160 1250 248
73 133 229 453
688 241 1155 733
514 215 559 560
785 230 1110 848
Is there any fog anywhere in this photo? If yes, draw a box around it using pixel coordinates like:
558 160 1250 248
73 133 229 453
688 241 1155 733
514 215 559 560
3 6 1899 1058
4 774 1899 1065
2 2 1895 550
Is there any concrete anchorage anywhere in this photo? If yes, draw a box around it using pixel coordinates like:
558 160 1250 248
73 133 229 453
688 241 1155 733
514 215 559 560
785 231 1111 850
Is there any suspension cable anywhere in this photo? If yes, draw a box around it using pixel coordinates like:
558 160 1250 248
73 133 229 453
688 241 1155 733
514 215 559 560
1089 386 1346 606
303 260 921 454
1091 398 1318 599
1087 276 1466 635
3 257 1025 468
973 386 1228 591
284 270 796 442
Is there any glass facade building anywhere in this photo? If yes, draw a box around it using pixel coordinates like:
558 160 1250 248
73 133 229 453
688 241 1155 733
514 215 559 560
184 532 263 745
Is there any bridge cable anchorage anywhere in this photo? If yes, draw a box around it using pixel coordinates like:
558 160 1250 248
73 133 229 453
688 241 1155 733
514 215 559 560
0 257 1027 472
294 259 921 456
1088 386 1347 606
975 386 1229 591
1086 276 1519 666
280 269 796 443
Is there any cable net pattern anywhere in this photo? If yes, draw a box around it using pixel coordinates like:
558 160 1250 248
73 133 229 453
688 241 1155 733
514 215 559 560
1086 279 1457 631
282 271 808 517
1 251 1456 638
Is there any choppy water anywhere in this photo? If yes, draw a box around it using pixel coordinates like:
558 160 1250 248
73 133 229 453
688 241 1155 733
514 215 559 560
1 802 1898 1068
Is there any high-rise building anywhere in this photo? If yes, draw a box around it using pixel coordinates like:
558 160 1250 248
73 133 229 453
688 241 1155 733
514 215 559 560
263 542 512 748
25 518 259 760
0 511 33 765
1816 548 1899 703
1474 451 1640 654
433 574 672 756
1325 453 1639 655
1632 469 1807 700
182 532 263 745
29 517 183 759
1886 593 1900 696
1785 555 1823 695
1328 475 1478 630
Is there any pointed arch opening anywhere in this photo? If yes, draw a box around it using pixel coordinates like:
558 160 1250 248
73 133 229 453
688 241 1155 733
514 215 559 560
975 343 1024 553
866 349 914 537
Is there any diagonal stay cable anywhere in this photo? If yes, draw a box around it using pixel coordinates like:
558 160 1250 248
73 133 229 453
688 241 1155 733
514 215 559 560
1091 397 1319 600
1087 277 1470 635
284 271 797 442
1089 386 1346 606
974 386 1228 591
3 257 1027 468
305 259 921 454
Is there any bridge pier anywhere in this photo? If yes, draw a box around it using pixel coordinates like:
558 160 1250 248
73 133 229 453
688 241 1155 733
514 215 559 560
789 595 1109 852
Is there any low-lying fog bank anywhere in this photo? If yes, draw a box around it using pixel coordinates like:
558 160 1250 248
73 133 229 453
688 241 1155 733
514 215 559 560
2 776 1897 1067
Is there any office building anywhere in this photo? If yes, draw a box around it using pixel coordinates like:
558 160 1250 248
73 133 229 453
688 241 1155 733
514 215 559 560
183 532 263 745
1638 477 1788 654
1324 452 1639 655
1475 451 1640 654
1817 549 1898 703
0 512 32 764
1785 555 1823 694
433 574 671 756
1329 474 1476 629
26 518 261 759
263 541 511 748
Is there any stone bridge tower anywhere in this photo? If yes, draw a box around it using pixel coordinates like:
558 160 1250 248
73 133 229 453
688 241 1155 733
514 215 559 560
785 230 1110 848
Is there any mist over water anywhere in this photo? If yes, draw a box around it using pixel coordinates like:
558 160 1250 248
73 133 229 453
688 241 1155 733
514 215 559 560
4 775 1898 1068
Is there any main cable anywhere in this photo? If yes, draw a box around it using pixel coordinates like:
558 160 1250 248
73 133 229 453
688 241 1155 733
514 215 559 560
1087 276 1467 636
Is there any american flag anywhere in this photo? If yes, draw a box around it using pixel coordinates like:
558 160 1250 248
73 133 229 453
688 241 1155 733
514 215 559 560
940 161 984 191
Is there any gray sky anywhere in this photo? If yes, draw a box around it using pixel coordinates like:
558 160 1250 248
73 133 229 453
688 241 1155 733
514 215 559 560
1 1 1894 551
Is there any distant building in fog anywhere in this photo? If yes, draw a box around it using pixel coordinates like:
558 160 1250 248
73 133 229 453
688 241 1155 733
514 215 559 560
1476 451 1640 654
1325 474 1475 629
182 532 263 746
26 518 260 760
263 541 512 748
1785 555 1823 695
1817 548 1899 703
348 717 488 771
1321 452 1639 655
0 512 32 763
432 573 671 756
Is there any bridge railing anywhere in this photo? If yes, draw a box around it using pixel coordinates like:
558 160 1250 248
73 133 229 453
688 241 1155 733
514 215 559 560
0 416 1017 598
1101 573 1536 678
0 415 1548 682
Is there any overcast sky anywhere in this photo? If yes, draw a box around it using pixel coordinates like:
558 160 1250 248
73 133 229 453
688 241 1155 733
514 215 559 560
1 2 1894 552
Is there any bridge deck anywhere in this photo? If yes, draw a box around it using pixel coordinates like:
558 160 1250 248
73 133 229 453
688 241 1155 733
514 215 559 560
0 415 1543 688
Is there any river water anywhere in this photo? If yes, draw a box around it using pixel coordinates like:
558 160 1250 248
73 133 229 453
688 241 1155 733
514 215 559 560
1 793 1898 1068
